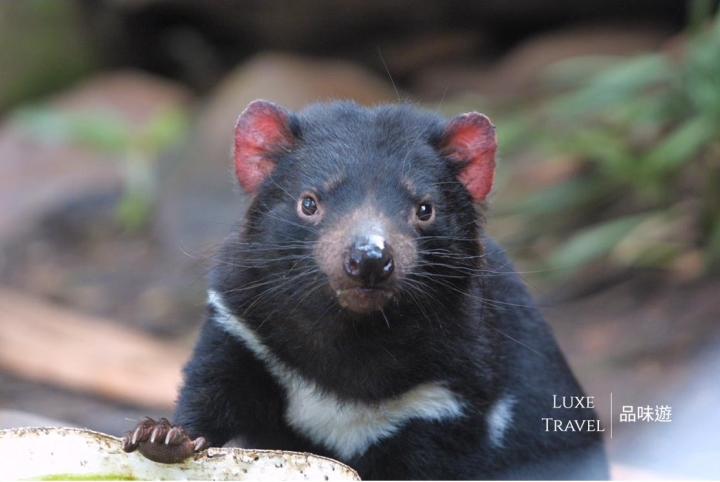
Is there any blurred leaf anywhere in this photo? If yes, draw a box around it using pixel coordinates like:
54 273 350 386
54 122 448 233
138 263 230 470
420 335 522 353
687 0 718 34
13 108 131 151
547 55 673 118
555 128 637 180
67 113 131 152
604 95 671 125
12 108 73 143
116 194 152 232
685 45 720 116
136 108 189 152
617 240 685 268
704 215 720 267
547 214 648 275
497 176 606 217
642 116 718 173
685 8 720 115
610 205 695 268
541 56 625 89
496 114 538 153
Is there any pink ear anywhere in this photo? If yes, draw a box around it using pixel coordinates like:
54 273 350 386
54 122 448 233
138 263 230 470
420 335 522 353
234 100 294 193
439 112 497 202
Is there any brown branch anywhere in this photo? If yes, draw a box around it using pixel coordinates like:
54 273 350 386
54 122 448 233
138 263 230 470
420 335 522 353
0 289 189 410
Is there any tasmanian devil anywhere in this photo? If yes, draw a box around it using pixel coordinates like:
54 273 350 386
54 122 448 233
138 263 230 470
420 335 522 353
122 100 609 479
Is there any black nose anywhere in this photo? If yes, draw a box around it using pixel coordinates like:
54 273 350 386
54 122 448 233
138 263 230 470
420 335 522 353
344 235 394 286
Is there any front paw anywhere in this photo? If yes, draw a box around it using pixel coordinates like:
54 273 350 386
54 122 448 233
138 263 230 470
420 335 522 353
121 417 208 464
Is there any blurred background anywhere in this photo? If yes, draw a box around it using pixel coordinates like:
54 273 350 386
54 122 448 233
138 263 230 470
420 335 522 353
0 0 718 478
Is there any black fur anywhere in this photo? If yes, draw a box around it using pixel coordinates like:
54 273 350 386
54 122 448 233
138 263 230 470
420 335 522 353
174 102 609 480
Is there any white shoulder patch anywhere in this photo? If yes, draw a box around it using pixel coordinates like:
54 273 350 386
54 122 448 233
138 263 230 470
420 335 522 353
486 396 514 448
208 290 466 460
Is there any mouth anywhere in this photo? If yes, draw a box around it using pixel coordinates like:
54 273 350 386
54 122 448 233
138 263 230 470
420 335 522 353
336 287 394 313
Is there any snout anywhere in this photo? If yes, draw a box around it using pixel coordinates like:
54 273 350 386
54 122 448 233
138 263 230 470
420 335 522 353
314 209 417 315
343 235 394 287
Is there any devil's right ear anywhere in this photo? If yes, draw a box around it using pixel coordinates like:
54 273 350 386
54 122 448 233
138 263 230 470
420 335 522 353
438 112 497 202
233 100 295 194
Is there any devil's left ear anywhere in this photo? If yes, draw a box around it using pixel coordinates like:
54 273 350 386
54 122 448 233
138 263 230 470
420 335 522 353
439 112 497 202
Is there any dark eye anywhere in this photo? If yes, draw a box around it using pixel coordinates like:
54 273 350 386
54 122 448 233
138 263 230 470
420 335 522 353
416 203 433 222
300 195 318 216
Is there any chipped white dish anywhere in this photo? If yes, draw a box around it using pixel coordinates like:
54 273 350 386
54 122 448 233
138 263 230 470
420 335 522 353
0 426 360 480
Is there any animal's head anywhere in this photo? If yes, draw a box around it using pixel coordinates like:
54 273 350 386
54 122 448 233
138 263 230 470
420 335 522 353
230 100 497 318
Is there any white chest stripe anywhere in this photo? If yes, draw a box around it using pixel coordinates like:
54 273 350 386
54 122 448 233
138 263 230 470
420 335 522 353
486 396 514 448
208 290 466 460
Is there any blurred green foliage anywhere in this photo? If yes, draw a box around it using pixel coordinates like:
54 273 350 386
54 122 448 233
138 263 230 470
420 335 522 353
498 2 720 279
13 107 189 231
0 2 96 112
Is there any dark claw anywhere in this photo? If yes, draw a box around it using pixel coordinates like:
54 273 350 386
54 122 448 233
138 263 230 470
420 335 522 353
121 417 207 464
